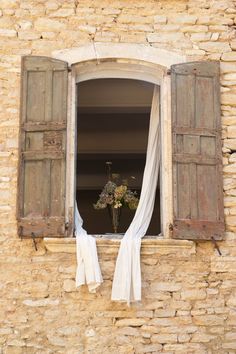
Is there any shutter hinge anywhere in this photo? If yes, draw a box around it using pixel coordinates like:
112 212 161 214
31 232 38 251
167 69 171 75
65 222 69 231
169 223 174 231
211 236 222 256
19 225 23 239
68 67 72 73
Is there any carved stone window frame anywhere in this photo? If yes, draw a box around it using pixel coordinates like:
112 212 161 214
52 43 187 238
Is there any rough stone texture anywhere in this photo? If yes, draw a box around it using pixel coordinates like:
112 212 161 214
1 0 236 353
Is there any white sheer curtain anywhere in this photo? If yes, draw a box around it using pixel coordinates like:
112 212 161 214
75 85 161 304
75 203 103 292
111 86 161 304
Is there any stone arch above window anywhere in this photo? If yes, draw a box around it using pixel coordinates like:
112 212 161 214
52 43 186 69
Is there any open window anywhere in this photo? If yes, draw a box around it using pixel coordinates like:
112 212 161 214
18 56 224 241
76 79 161 235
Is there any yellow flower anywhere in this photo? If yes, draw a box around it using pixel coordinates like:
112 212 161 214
114 185 127 200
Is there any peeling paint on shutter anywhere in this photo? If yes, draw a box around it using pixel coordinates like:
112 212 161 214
18 56 69 237
171 61 224 240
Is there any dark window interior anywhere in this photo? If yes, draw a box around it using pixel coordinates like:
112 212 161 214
76 78 161 235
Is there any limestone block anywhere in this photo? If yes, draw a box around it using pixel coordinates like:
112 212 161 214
227 126 236 138
0 328 13 335
154 309 176 317
147 32 185 43
170 15 197 25
151 316 192 326
224 139 236 150
57 326 80 336
181 25 208 33
181 289 206 300
191 33 211 41
198 42 231 53
226 189 236 197
151 333 177 343
18 31 41 40
118 327 140 336
150 282 181 292
164 343 207 352
17 20 32 30
221 62 236 73
169 300 191 310
85 328 96 337
0 16 14 29
178 333 191 343
227 314 236 326
141 325 160 334
63 279 75 292
177 310 190 316
143 301 164 310
58 265 75 274
226 294 236 307
34 18 66 31
222 116 236 125
191 332 216 343
115 319 147 327
153 15 167 24
209 25 228 32
22 298 59 307
222 342 236 350
222 93 236 106
225 332 236 341
222 52 236 61
117 15 151 24
41 31 56 39
224 164 236 174
1 0 18 9
0 29 16 37
193 315 224 326
230 40 236 50
47 335 66 347
78 25 96 34
130 24 153 32
49 8 75 17
102 8 121 15
211 33 220 41
229 207 236 214
211 256 236 272
7 339 25 347
136 311 153 318
45 1 59 10
135 344 162 352
197 16 213 25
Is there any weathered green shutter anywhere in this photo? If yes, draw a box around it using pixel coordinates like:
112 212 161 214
171 61 224 240
18 56 69 237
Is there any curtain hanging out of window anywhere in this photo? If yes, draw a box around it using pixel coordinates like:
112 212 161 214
75 85 160 304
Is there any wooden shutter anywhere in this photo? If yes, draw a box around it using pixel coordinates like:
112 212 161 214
171 61 224 240
18 56 69 237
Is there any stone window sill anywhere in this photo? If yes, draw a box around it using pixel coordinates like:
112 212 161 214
44 236 196 256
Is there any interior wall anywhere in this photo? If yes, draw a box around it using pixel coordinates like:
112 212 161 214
76 79 161 234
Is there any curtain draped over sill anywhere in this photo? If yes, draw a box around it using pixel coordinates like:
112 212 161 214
75 86 161 305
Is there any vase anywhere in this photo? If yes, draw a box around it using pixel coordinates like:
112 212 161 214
108 205 121 233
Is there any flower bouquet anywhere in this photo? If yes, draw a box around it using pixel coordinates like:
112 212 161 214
94 179 139 233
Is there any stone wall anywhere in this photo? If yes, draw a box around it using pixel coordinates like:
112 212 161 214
1 0 236 353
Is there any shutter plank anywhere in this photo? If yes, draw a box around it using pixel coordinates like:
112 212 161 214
171 61 224 240
18 56 69 238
